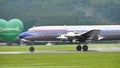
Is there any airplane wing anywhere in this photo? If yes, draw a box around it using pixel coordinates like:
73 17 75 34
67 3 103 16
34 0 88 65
57 29 101 43
75 30 101 43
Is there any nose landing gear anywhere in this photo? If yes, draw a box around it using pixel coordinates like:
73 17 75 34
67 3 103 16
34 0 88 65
29 46 35 52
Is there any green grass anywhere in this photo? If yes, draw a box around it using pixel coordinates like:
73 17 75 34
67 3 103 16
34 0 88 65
0 43 120 68
0 53 120 68
0 44 76 52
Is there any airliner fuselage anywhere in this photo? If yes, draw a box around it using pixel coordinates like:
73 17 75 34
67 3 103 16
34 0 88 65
19 25 120 41
19 25 120 52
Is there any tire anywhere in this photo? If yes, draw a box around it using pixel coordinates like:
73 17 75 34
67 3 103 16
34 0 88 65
83 45 88 51
76 45 81 51
29 46 35 52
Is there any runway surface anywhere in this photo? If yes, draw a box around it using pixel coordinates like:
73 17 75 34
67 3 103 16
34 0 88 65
0 48 120 54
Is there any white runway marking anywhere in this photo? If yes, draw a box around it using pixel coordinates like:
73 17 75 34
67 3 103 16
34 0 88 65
0 52 29 54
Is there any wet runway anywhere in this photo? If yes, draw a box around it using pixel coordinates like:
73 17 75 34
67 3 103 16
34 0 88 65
0 48 120 54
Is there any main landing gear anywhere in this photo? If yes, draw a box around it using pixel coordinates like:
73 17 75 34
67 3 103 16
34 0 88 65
76 44 88 51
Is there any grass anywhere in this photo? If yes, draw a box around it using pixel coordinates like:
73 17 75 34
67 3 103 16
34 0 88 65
0 43 120 68
0 44 75 52
0 53 120 68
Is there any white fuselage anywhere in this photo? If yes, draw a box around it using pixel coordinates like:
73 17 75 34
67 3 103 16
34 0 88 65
19 25 120 41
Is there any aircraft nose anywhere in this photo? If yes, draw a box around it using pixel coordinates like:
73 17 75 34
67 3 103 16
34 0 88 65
19 32 31 38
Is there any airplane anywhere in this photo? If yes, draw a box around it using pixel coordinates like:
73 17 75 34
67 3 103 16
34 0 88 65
18 25 120 52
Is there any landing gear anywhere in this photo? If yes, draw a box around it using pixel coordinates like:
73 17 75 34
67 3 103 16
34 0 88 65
83 45 88 51
29 46 35 52
76 44 88 51
76 45 82 51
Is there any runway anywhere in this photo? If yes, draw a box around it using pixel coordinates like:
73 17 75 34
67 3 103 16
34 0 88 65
0 48 120 54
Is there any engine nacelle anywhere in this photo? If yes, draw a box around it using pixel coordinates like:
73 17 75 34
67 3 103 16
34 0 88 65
65 32 75 37
57 35 68 40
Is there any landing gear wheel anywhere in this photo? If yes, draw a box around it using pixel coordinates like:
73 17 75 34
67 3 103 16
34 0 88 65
76 45 81 51
83 45 88 51
29 46 35 52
